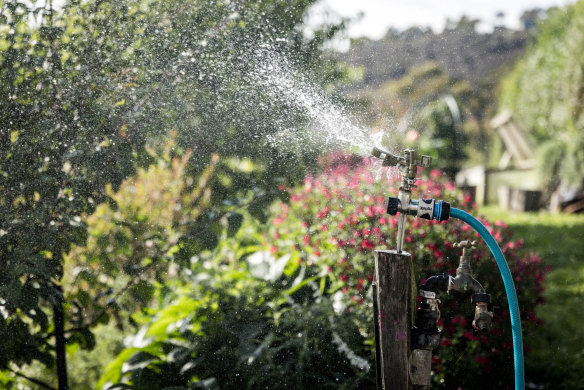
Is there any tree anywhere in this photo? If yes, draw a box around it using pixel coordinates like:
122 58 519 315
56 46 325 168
1 2 150 388
499 2 584 194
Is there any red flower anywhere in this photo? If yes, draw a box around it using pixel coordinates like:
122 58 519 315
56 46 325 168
475 355 488 365
317 207 330 219
464 331 477 341
362 240 375 250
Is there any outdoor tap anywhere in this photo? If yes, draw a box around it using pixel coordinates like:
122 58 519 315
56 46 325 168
472 296 493 334
449 241 484 294
371 147 449 252
449 240 494 333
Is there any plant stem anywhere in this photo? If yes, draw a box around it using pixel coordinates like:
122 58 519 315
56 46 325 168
53 299 69 390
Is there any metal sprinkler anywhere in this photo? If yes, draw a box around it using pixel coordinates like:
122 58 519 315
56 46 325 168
371 146 448 252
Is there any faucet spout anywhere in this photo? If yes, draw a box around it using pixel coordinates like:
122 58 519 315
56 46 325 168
449 240 494 333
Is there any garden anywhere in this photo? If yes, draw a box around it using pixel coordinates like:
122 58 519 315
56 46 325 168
1 0 584 389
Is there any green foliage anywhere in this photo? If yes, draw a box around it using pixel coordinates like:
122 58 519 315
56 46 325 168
99 249 372 389
0 0 148 373
499 2 584 188
1 0 346 383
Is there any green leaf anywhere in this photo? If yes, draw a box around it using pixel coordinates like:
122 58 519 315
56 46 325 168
226 213 243 237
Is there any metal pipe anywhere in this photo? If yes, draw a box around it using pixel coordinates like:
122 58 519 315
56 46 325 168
396 213 406 252
372 282 383 390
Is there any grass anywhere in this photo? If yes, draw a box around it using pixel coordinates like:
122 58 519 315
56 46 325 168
479 206 584 389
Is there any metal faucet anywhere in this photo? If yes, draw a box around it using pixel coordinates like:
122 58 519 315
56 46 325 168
410 241 494 386
449 240 494 333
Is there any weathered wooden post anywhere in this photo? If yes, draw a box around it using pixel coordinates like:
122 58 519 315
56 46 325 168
374 250 414 390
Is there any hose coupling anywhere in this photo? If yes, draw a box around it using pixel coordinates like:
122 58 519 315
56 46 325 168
386 197 450 221
472 293 493 334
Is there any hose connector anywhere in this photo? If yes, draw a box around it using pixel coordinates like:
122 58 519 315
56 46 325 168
472 293 493 334
386 197 450 222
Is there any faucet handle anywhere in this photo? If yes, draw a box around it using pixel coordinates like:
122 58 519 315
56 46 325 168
453 240 477 249
454 240 477 258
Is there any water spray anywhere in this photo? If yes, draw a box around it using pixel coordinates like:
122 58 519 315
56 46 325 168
370 147 524 390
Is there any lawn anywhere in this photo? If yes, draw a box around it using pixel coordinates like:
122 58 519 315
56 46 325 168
479 206 584 389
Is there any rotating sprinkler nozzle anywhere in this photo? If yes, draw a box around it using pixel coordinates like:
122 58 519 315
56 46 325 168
371 147 449 252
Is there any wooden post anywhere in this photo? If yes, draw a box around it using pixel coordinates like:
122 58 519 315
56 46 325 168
374 250 414 390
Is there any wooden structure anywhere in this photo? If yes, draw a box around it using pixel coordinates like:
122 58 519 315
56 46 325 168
455 111 543 211
374 250 415 390
490 111 534 170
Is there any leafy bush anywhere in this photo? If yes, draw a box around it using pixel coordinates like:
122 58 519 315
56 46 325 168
102 153 547 389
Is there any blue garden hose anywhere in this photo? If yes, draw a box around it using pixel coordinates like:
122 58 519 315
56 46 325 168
450 207 525 390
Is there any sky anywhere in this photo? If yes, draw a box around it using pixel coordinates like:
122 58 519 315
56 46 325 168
310 0 576 41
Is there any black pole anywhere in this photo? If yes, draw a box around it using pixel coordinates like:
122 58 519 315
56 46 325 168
372 282 383 390
53 299 69 390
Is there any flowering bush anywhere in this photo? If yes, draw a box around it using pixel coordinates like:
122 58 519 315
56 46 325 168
262 153 547 389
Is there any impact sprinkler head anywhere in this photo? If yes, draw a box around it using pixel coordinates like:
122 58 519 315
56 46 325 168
371 146 400 167
371 147 443 252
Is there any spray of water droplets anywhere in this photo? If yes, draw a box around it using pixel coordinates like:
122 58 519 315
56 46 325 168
239 43 376 156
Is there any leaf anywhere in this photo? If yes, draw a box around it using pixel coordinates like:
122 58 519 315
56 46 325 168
98 348 142 388
131 280 155 305
226 213 243 237
121 351 159 373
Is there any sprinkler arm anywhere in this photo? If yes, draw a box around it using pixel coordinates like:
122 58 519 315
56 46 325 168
371 146 432 185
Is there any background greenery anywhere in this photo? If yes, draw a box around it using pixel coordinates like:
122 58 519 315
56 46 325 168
499 2 584 192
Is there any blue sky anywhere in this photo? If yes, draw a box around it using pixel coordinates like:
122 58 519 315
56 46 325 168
310 0 575 40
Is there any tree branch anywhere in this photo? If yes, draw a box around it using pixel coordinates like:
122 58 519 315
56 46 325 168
65 258 161 335
8 368 56 390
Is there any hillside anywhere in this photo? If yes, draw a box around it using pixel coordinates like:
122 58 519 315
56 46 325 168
341 18 529 91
